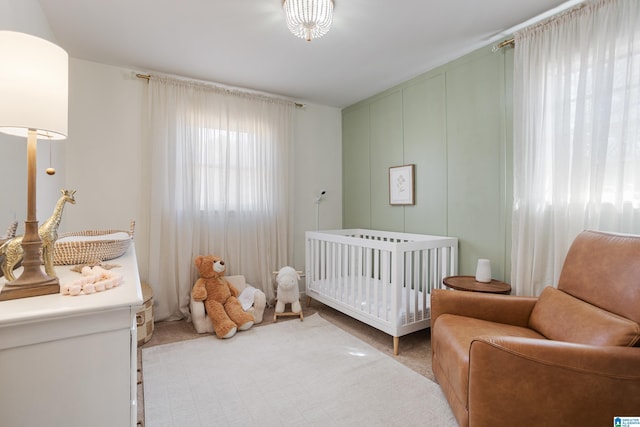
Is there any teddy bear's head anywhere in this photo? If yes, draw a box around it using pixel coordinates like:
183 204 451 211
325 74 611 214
194 255 227 279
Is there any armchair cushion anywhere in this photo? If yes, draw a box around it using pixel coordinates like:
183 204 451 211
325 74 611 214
529 286 640 346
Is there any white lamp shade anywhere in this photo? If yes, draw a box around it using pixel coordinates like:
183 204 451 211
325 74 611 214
0 31 68 140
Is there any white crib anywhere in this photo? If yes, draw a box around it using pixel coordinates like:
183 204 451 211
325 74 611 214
305 229 458 355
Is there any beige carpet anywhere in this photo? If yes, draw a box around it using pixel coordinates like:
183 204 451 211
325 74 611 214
142 312 456 426
138 302 447 425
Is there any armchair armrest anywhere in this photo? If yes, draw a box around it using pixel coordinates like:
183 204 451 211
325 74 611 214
468 336 640 427
430 288 538 329
189 294 214 334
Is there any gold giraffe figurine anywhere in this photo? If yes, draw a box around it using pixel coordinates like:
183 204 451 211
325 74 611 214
0 189 76 281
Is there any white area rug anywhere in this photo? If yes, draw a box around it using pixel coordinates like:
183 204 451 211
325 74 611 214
142 313 457 427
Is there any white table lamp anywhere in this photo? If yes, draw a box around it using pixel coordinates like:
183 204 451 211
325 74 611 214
0 31 68 300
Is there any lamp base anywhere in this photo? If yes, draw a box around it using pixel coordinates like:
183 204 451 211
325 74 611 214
0 278 59 301
0 216 60 301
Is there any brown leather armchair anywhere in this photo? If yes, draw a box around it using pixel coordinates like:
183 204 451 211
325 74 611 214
431 230 640 427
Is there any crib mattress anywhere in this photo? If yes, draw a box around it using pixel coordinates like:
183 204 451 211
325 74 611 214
308 277 431 327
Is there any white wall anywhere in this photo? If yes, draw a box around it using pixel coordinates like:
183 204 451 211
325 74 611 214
0 0 65 237
64 59 148 273
65 61 343 285
292 104 343 280
0 0 54 39
65 59 342 286
1 0 342 291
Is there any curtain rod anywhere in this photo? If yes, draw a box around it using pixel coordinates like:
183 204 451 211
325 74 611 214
491 0 587 53
492 38 515 52
135 73 305 108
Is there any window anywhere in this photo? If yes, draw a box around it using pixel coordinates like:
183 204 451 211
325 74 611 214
191 128 272 212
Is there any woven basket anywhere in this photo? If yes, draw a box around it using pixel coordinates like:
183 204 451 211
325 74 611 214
53 220 135 266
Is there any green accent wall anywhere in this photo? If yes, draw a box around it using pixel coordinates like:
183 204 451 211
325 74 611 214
342 104 371 228
342 46 514 281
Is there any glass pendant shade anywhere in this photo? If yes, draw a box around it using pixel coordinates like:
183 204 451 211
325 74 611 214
283 0 334 42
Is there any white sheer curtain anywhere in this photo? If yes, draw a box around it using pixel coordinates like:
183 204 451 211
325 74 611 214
146 75 294 321
512 0 640 296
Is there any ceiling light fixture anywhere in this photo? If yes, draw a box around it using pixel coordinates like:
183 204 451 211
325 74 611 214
283 0 334 42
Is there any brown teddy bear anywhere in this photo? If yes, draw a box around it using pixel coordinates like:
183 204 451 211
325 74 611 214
191 255 254 338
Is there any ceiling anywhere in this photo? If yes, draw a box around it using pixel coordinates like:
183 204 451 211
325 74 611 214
38 0 580 108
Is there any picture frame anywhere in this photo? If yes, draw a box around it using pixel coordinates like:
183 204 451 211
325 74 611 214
389 164 415 205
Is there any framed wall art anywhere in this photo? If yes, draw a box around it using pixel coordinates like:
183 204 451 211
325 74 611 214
389 164 415 205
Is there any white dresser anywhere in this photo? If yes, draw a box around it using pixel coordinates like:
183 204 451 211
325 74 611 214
0 245 143 427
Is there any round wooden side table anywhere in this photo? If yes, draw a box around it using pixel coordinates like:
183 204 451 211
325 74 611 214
442 275 511 294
